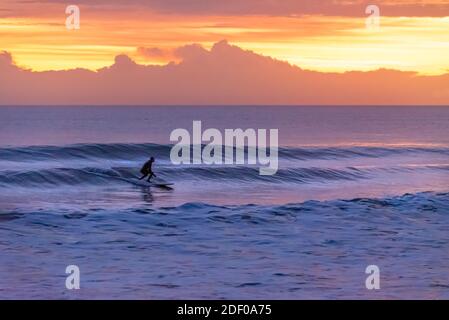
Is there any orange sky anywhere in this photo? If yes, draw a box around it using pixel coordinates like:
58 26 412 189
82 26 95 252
1 0 449 74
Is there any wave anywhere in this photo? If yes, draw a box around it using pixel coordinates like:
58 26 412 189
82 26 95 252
3 191 448 219
199 191 449 216
1 163 448 188
1 143 449 162
0 166 369 187
1 143 447 188
109 192 449 224
0 143 171 162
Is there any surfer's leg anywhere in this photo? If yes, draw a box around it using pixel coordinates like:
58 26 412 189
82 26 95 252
138 174 148 180
147 172 154 182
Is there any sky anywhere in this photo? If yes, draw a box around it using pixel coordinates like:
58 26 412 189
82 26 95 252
0 0 448 105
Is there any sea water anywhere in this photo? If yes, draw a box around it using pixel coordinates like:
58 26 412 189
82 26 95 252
0 106 448 299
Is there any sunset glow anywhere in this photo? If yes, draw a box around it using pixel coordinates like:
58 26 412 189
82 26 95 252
1 0 449 74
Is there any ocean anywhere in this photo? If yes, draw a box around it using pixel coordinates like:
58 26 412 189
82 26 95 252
0 106 449 299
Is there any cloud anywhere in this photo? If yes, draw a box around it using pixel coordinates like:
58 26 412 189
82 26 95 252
7 0 449 17
112 54 138 68
0 50 21 73
174 43 209 61
136 46 180 64
1 41 448 105
0 51 13 65
137 47 172 59
136 43 214 64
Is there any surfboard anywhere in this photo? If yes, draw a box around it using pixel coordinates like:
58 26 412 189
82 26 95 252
84 170 174 188
145 180 174 188
149 182 174 189
121 177 174 188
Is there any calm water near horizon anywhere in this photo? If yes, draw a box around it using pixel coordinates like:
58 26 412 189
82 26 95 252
1 105 449 147
1 106 449 299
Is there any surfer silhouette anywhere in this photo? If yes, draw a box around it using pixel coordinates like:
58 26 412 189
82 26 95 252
139 157 156 182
